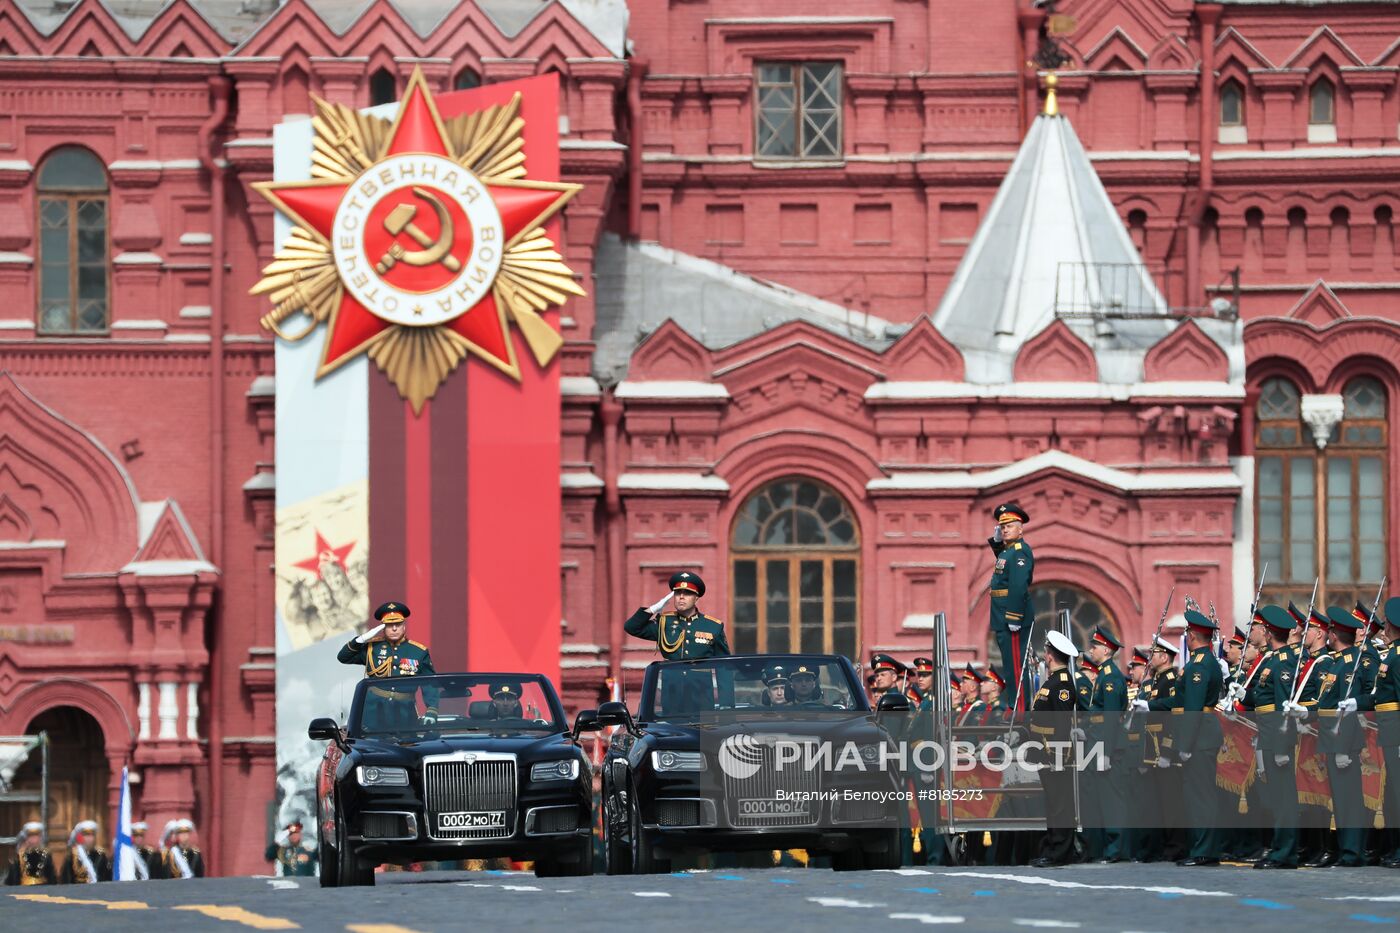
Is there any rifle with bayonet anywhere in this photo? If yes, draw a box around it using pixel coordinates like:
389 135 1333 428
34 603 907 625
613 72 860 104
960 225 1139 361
1282 577 1321 732
1332 576 1387 736
1125 586 1175 732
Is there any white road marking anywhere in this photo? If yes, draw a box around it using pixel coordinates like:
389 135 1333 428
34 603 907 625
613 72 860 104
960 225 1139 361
498 884 540 891
634 892 672 898
809 897 887 908
878 868 938 876
1013 921 1080 929
888 913 965 925
266 880 299 890
952 871 1232 898
1326 895 1400 902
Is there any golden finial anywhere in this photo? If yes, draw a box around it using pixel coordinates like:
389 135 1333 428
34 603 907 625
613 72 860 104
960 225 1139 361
1043 72 1060 117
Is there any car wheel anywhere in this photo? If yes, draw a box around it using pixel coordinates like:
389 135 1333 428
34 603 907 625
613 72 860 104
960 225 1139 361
318 823 338 888
553 838 595 877
604 787 633 875
533 857 559 878
861 828 902 871
831 845 865 872
629 789 670 875
336 811 375 887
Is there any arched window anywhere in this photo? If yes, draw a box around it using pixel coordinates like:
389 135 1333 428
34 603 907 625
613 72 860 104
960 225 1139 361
1220 81 1244 126
1255 377 1316 606
1309 78 1335 125
731 478 859 659
37 147 109 334
983 584 1118 661
454 67 481 91
369 67 397 106
1325 377 1388 608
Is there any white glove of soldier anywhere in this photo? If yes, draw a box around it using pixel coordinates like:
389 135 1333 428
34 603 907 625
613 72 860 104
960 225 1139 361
1226 682 1246 704
1335 753 1353 769
421 712 438 726
646 593 672 616
1178 751 1192 762
1282 700 1308 720
1131 698 1150 712
1337 698 1358 717
1001 731 1019 748
1070 727 1086 742
355 623 385 644
1255 750 1265 776
1273 753 1290 767
1007 623 1021 632
1156 757 1172 769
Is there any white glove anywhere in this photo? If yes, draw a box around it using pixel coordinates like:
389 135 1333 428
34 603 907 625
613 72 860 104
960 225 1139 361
1178 751 1192 762
646 593 672 616
1335 753 1353 769
1226 682 1246 704
1007 623 1022 632
421 713 437 726
1283 700 1308 720
1255 750 1265 776
355 623 385 644
1156 757 1172 769
1070 727 1086 742
1273 753 1290 767
1131 699 1150 712
1337 698 1358 716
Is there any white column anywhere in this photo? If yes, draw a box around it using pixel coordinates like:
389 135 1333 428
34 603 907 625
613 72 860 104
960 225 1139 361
185 682 199 740
137 683 151 740
1300 394 1345 449
157 681 179 740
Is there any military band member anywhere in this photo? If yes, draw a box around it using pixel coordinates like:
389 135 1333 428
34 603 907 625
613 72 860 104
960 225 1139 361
988 503 1034 710
130 821 155 880
58 820 110 884
160 819 205 879
1247 605 1301 868
1170 610 1226 866
265 820 318 877
1029 629 1079 868
4 822 56 886
1374 597 1400 868
624 572 729 661
337 601 439 729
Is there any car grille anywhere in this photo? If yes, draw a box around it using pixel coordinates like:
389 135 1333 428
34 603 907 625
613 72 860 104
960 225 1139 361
656 798 715 828
423 758 517 840
722 744 820 827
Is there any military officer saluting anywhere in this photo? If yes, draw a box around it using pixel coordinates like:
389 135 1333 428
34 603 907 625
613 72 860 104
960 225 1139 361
264 820 318 877
337 601 440 728
988 503 1034 709
4 822 56 886
624 572 729 661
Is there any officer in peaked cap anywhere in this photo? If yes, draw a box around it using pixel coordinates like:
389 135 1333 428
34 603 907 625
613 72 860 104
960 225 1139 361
909 657 936 710
1029 629 1079 868
1245 605 1301 868
1171 609 1225 866
1374 596 1400 867
762 665 791 706
491 682 525 718
1084 625 1127 863
988 503 1034 712
624 571 729 661
337 601 440 729
869 653 905 699
789 664 824 704
264 820 317 878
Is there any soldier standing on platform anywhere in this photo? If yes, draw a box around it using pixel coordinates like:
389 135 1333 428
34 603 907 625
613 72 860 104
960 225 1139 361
624 572 729 661
337 601 440 729
1170 609 1226 866
3 822 56 886
1028 629 1079 868
1374 597 1400 868
1247 605 1301 869
987 503 1034 710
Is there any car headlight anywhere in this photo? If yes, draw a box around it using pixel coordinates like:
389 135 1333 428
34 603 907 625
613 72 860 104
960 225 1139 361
356 765 409 787
651 750 706 772
530 759 580 782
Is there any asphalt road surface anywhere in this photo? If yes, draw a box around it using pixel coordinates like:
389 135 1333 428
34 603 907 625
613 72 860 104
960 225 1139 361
8 863 1400 932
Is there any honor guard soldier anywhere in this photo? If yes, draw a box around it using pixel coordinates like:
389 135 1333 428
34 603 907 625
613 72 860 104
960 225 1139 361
956 664 985 725
988 504 1034 710
160 819 205 879
265 820 318 877
869 653 906 699
59 820 110 884
338 601 440 729
624 572 729 661
980 667 1007 723
130 822 155 880
1075 656 1097 710
1246 605 1301 868
1374 597 1400 868
1169 609 1226 866
4 822 56 886
1291 607 1334 867
909 657 936 709
1029 629 1080 868
1084 626 1127 863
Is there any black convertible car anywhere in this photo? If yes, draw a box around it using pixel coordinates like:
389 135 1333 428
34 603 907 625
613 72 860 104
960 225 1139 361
308 673 593 886
581 654 910 874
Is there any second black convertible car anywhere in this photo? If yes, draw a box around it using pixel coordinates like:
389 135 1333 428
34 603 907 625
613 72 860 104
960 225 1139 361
308 673 593 886
584 654 910 874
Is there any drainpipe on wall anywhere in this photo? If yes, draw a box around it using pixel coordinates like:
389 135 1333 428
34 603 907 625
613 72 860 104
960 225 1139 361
601 396 625 695
626 58 647 239
196 74 231 876
1189 5 1222 308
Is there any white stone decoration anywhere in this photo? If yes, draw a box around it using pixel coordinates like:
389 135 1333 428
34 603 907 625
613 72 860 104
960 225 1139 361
185 682 199 740
158 681 179 740
1300 393 1345 449
137 683 151 741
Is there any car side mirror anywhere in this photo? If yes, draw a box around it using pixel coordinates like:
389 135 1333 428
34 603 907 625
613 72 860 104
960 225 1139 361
596 700 637 734
876 693 912 713
572 709 600 740
308 717 339 740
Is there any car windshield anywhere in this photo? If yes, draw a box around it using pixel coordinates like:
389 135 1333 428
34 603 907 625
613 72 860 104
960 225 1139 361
639 655 865 721
347 673 564 738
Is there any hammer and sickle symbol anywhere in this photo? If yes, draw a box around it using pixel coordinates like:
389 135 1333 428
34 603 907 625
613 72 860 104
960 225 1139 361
374 186 462 275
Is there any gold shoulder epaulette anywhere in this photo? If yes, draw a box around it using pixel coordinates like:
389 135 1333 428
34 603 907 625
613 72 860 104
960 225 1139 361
409 639 427 650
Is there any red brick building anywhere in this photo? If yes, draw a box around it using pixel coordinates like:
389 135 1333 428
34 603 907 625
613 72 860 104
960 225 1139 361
0 0 1397 874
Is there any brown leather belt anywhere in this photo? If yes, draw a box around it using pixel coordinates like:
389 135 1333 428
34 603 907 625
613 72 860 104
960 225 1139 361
369 685 415 701
990 589 1009 597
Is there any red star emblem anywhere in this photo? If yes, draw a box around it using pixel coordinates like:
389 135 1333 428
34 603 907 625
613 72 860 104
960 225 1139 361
294 529 356 578
252 68 581 408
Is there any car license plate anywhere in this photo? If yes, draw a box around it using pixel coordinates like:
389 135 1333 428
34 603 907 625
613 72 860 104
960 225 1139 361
438 810 506 831
737 798 811 817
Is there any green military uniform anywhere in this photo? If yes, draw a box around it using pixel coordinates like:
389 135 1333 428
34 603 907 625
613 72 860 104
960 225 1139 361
1245 605 1301 868
1292 612 1334 867
988 504 1034 710
337 601 440 730
1174 610 1225 864
1074 660 1095 711
1028 629 1080 868
623 572 730 661
265 822 318 877
1085 627 1127 862
1373 597 1400 867
1313 607 1378 866
1121 648 1150 861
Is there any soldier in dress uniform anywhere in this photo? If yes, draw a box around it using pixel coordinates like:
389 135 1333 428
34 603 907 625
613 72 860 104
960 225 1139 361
130 822 156 880
1292 607 1335 867
1083 626 1128 863
987 503 1034 710
956 664 985 726
909 657 936 709
160 819 205 879
1028 629 1080 868
1374 597 1400 868
3 822 56 886
337 601 440 730
1143 637 1183 862
1074 656 1097 710
906 656 950 866
762 666 790 707
1121 647 1150 861
58 820 111 884
869 654 906 700
624 572 729 661
980 667 1007 723
265 820 318 877
790 664 825 705
1169 609 1226 866
1246 605 1302 868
